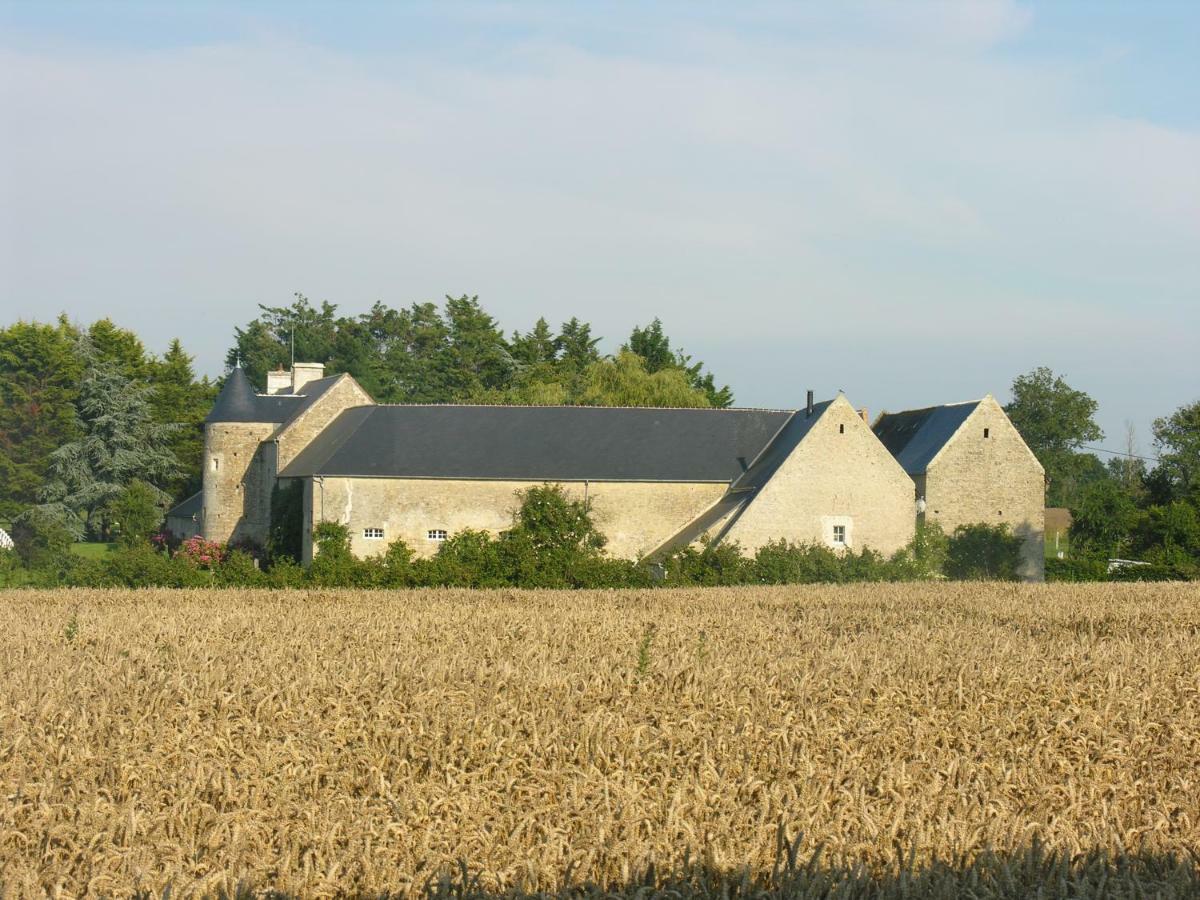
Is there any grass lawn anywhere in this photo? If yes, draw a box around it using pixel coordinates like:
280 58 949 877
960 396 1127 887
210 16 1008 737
70 542 115 559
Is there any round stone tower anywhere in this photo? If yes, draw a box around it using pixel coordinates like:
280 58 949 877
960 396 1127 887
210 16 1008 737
202 367 277 546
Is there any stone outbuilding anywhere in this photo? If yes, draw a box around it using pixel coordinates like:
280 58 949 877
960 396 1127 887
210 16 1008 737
873 395 1045 580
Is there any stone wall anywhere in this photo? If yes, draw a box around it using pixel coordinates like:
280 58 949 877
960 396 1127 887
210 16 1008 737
202 422 276 546
922 396 1045 581
276 375 374 470
724 396 916 556
305 476 729 561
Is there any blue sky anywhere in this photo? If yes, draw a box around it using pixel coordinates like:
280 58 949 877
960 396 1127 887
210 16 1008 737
1 1 1197 453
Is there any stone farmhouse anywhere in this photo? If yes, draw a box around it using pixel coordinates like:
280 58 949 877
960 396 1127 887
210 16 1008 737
167 363 1045 578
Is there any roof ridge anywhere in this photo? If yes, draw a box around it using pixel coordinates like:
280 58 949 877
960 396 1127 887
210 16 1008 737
370 403 799 412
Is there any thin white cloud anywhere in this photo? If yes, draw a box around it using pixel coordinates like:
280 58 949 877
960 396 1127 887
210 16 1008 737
0 0 1195 443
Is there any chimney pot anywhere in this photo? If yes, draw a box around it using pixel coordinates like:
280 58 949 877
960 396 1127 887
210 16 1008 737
806 390 814 417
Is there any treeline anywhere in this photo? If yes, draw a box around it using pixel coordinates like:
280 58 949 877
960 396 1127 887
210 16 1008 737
1002 368 1199 580
229 293 731 408
4 484 1047 589
0 296 728 535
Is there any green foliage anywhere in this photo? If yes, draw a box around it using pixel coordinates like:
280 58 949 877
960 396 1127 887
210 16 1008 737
309 521 369 586
577 351 712 408
510 484 605 554
907 521 949 578
150 339 216 501
1045 556 1110 582
1069 479 1140 559
1152 399 1200 503
0 547 19 587
625 318 733 407
661 537 752 586
0 318 83 518
40 360 180 537
107 481 164 548
1003 367 1102 507
11 506 75 570
945 523 1023 581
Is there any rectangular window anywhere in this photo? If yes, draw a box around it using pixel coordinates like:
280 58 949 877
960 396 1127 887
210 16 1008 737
363 527 385 540
427 529 448 541
832 525 846 544
211 457 219 471
984 427 990 438
839 423 845 434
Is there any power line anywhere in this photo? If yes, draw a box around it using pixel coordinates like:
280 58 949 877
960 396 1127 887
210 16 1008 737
1079 444 1159 463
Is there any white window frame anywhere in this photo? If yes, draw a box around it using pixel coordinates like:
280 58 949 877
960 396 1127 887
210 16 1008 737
832 524 846 544
427 529 448 542
821 515 854 549
363 527 385 540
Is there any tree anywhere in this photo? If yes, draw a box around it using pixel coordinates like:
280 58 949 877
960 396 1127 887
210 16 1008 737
106 480 163 548
1069 479 1140 559
624 318 734 408
11 506 75 570
1004 367 1103 507
227 293 341 386
0 318 83 518
40 363 180 537
508 483 606 554
149 339 216 500
577 351 712 408
442 294 515 398
1152 399 1200 503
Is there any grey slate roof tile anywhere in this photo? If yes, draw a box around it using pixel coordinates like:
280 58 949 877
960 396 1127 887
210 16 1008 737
278 404 796 483
872 401 981 474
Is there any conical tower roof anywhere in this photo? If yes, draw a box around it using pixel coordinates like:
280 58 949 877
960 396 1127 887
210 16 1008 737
205 366 265 423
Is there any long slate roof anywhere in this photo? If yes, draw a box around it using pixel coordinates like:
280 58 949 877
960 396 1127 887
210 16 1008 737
278 404 795 483
205 368 342 425
872 401 980 474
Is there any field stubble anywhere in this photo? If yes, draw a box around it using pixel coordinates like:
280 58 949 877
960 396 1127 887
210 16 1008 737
1 583 1198 897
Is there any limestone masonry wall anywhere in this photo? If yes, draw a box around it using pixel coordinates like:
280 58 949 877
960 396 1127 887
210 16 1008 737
725 397 916 556
276 375 374 470
202 422 276 546
307 477 728 561
923 397 1045 581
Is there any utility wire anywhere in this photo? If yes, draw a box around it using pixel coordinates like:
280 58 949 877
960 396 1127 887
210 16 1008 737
1079 444 1160 463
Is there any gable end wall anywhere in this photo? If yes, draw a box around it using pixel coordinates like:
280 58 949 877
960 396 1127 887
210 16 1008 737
722 397 916 555
923 396 1045 581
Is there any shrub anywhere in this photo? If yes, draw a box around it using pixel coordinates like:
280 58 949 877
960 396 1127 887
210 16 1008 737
945 523 1023 581
106 481 163 548
11 506 75 571
174 535 227 569
1045 556 1109 582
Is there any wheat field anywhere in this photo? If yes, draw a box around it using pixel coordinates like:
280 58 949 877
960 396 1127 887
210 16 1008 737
1 584 1199 898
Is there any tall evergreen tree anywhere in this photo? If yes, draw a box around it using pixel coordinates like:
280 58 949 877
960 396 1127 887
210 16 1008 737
149 339 216 500
624 318 733 408
0 318 84 518
40 362 180 538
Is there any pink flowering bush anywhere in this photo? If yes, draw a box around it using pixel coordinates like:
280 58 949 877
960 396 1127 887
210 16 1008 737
173 535 227 569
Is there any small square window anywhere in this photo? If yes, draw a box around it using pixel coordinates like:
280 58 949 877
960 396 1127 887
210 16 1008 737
427 529 448 541
364 527 385 540
832 524 846 544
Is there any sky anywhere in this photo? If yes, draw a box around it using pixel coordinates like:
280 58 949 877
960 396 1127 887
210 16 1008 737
1 1 1197 454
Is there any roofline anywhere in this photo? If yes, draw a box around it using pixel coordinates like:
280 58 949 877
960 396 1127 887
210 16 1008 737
278 473 734 485
365 402 798 413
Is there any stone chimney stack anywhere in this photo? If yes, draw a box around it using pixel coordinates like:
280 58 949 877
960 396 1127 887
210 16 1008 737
291 362 326 393
858 407 869 423
266 367 292 395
